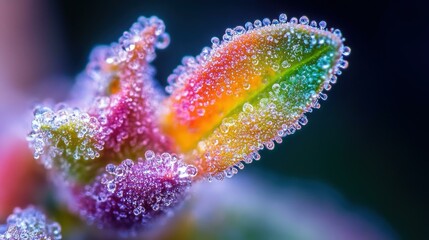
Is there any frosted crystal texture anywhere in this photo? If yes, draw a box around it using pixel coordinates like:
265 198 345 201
28 105 105 180
76 16 174 160
27 16 193 235
80 16 173 161
25 13 349 235
0 206 61 240
68 152 195 235
28 16 173 182
161 13 350 179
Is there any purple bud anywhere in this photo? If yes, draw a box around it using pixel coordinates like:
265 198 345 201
67 152 196 236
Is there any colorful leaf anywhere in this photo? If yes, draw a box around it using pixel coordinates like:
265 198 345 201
67 152 196 235
25 13 350 235
28 106 106 182
77 16 173 161
27 16 197 234
160 14 350 179
28 16 174 183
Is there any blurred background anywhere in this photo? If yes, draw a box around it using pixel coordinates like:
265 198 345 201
0 0 427 239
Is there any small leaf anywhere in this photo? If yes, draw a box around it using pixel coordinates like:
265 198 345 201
68 152 196 234
28 16 174 182
161 15 349 178
76 16 174 162
27 17 198 234
28 106 105 181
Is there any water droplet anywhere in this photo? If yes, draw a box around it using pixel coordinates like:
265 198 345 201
281 60 291 68
342 46 351 56
243 82 251 90
145 150 155 160
254 20 262 28
224 167 234 178
223 33 232 42
279 13 287 23
133 208 141 216
299 16 309 25
220 124 230 133
155 33 170 49
262 18 271 26
298 116 308 125
161 152 171 162
186 165 198 177
123 159 134 169
338 59 349 69
265 141 275 150
334 29 342 37
243 103 254 113
211 37 220 46
107 182 116 193
319 20 327 29
259 98 269 107
319 93 328 100
115 166 125 176
252 152 261 160
272 83 280 93
245 22 253 31
271 63 280 71
234 26 245 35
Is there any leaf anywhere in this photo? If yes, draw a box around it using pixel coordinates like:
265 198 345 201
27 17 199 234
28 106 106 182
160 15 350 179
28 16 174 182
68 152 196 233
77 16 173 162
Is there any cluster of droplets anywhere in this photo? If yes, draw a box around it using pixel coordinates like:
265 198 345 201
121 16 170 53
71 151 196 235
29 15 174 181
23 12 349 235
86 76 172 162
74 16 169 105
0 206 61 240
74 16 173 161
27 16 186 236
96 16 168 70
27 104 105 171
114 16 169 68
166 24 347 130
162 13 350 179
165 13 349 94
201 52 346 180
